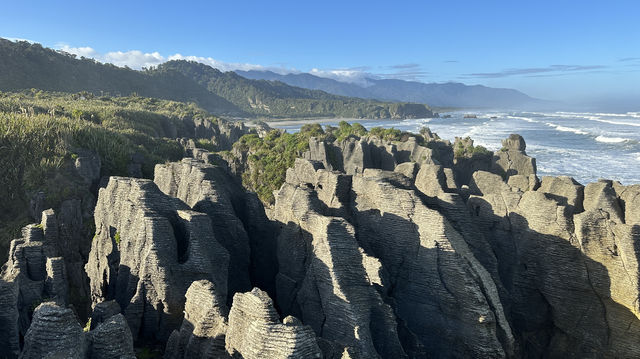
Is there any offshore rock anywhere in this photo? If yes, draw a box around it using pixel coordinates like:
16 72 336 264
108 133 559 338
85 177 229 342
226 288 321 359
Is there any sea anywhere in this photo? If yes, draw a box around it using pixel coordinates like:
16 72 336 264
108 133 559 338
269 111 640 186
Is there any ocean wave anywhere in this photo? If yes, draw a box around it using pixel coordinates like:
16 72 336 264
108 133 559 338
595 135 630 143
545 122 589 135
586 118 640 127
511 116 539 123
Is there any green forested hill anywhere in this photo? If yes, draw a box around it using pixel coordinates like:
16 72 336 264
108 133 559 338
0 39 242 115
0 38 434 119
159 60 434 118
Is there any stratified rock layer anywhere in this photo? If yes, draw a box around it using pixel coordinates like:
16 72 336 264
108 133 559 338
20 302 85 359
165 280 228 359
226 288 321 359
85 177 229 342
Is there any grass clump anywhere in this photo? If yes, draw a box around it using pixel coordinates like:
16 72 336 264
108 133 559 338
0 90 217 261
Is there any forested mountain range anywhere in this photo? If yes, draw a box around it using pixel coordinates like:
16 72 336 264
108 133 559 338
0 38 434 119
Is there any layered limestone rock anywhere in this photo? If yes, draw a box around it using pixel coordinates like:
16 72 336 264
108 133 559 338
85 177 230 342
154 159 251 300
226 288 321 359
181 118 253 151
20 302 86 359
491 134 537 178
87 313 136 359
154 157 278 300
304 135 451 176
0 212 71 357
467 171 640 357
351 169 514 358
273 160 405 358
0 278 20 358
165 280 228 359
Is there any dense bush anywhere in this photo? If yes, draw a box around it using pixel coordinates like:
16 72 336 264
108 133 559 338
0 91 209 260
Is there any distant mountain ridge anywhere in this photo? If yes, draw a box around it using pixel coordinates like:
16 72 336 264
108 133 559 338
236 70 544 109
0 38 434 119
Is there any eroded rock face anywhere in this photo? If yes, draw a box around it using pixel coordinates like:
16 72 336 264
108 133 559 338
85 177 230 342
0 212 71 353
304 135 452 177
351 169 513 358
226 288 321 359
0 278 20 358
491 134 537 179
273 161 405 358
154 159 252 301
20 302 85 359
154 157 278 300
165 280 228 359
87 313 136 359
272 159 514 357
467 169 640 358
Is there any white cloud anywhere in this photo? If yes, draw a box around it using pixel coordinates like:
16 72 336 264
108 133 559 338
55 43 297 74
51 42 401 86
309 68 374 86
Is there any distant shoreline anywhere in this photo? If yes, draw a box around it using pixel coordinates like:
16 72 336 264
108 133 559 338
264 118 368 127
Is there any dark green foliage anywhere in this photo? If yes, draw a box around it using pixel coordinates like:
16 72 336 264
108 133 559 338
0 91 207 261
156 60 435 119
0 39 434 119
234 122 425 204
235 130 309 203
0 39 240 115
454 136 492 159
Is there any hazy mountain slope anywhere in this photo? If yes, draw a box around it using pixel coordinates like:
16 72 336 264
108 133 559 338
159 60 434 118
237 69 541 108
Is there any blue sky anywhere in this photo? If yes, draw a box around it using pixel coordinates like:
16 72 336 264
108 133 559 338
1 0 639 106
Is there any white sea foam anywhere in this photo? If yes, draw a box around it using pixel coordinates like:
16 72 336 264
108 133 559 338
585 118 640 127
595 135 629 143
511 116 539 123
545 122 589 135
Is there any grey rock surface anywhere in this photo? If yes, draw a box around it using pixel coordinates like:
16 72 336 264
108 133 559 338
491 134 537 178
165 280 229 359
226 288 321 359
85 177 229 342
87 313 136 359
20 302 85 359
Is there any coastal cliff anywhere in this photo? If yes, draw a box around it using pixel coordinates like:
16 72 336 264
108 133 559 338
1 119 639 358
